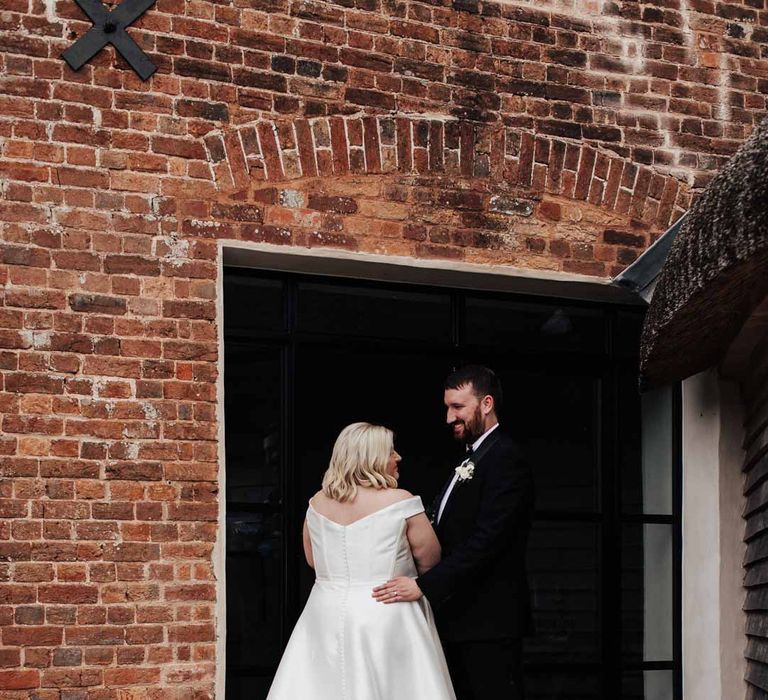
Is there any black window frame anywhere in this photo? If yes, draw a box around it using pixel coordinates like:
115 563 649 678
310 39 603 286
223 266 682 699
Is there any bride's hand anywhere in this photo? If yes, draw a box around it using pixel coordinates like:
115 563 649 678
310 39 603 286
372 577 422 604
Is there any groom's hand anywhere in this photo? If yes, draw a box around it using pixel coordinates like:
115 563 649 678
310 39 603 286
372 577 423 604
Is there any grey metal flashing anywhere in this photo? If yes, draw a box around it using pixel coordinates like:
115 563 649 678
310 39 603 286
611 214 686 302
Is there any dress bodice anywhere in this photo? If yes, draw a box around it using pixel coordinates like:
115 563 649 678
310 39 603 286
269 494 456 700
307 496 425 586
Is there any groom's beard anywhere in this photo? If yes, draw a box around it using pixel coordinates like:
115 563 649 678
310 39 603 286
450 406 484 445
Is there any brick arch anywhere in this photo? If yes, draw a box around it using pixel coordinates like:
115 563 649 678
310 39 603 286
205 114 690 232
191 115 692 276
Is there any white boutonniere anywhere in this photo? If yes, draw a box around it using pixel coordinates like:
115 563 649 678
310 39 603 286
455 459 475 482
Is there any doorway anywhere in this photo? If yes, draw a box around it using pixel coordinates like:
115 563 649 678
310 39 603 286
223 266 680 699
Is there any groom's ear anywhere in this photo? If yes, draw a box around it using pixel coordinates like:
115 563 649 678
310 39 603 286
480 394 494 415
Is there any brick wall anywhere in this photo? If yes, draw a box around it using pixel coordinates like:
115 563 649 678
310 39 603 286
0 0 766 696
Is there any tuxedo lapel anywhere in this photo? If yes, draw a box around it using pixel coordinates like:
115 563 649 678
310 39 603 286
464 428 501 466
429 472 455 524
430 454 467 526
434 429 502 526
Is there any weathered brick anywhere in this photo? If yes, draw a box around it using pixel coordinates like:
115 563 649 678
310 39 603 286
38 585 98 604
162 300 215 320
14 606 44 625
603 229 646 247
0 1 752 694
3 626 62 646
68 294 127 316
174 57 230 83
0 669 40 689
5 373 64 395
345 87 396 110
176 99 229 122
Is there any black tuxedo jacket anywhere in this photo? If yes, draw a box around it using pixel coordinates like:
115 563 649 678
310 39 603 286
417 430 534 642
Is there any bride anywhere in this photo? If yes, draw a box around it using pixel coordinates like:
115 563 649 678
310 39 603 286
266 422 456 700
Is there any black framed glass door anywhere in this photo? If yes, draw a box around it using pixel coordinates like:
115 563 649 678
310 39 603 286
223 268 681 699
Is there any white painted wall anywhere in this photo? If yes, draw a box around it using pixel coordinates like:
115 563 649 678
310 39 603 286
682 370 746 700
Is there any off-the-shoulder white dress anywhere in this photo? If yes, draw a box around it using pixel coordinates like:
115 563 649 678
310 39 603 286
266 496 455 700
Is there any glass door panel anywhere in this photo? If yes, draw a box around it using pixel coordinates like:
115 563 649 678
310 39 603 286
525 522 601 663
222 269 680 700
623 524 674 662
224 345 284 697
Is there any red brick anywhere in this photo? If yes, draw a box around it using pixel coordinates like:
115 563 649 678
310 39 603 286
0 2 743 692
151 136 206 160
162 300 215 320
68 294 127 316
164 584 216 601
394 118 412 172
346 87 395 111
630 168 653 219
103 667 161 686
329 118 349 175
13 564 54 583
14 605 44 625
103 256 160 276
5 373 64 394
574 147 597 201
3 626 62 646
168 624 215 643
5 289 65 310
0 669 39 689
65 626 125 646
0 649 21 668
41 668 103 687
539 201 562 221
656 177 680 228
256 122 284 180
38 585 98 604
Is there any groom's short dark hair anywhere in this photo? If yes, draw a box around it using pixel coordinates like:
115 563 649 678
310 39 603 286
445 365 503 412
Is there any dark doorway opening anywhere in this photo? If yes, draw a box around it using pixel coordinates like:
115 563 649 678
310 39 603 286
223 267 681 699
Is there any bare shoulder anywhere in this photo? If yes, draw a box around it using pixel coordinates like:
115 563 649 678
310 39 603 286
389 488 415 503
361 487 413 506
309 490 326 506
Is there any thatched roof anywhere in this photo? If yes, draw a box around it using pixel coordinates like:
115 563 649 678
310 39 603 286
640 116 768 389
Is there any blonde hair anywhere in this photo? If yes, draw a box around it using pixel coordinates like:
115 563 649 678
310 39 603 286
321 422 397 502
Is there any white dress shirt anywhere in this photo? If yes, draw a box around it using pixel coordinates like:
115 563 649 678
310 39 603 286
436 423 499 524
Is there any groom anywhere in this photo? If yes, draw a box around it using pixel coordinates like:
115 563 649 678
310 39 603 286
373 365 534 699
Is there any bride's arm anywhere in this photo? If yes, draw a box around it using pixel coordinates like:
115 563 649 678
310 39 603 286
406 513 441 575
302 518 314 569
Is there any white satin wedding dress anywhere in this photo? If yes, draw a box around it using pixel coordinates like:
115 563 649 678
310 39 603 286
266 495 456 700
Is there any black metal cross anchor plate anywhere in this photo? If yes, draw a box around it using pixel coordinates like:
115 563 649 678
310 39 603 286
62 0 157 81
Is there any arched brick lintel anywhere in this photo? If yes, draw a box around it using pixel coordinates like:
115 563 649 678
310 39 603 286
206 115 691 233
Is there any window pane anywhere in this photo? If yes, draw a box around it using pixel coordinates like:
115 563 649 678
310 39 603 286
223 269 680 699
526 522 600 662
224 274 285 335
623 524 674 661
526 671 600 699
296 282 451 342
293 345 459 601
503 370 599 512
615 310 645 358
641 388 674 514
622 670 674 699
225 347 284 684
465 297 606 353
621 380 673 516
